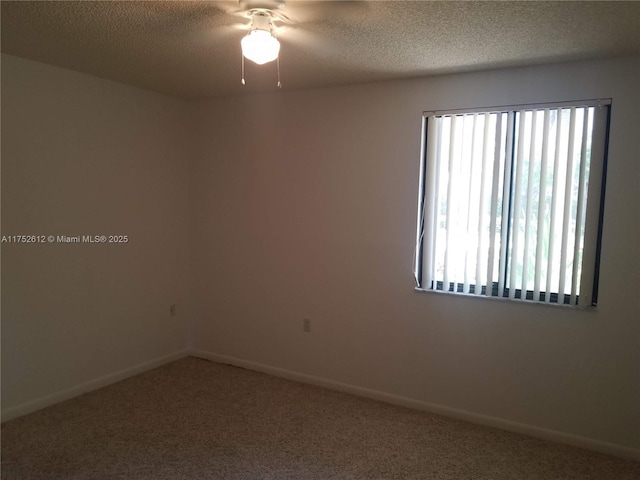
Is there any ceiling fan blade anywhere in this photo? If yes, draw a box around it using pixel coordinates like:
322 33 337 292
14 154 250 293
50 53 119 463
194 23 249 44
282 0 372 25
208 1 250 15
278 26 342 59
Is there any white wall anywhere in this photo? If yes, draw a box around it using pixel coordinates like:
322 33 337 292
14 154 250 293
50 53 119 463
2 53 638 456
190 56 640 452
1 54 192 415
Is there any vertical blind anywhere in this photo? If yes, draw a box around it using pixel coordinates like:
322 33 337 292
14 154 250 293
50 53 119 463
415 101 610 306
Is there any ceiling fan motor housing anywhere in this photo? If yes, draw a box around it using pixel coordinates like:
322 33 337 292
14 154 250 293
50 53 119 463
250 11 273 33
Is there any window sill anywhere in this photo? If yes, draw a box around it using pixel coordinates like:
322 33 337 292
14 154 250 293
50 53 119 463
414 287 598 311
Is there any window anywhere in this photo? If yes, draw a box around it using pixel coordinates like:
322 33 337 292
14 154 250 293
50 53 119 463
414 100 610 306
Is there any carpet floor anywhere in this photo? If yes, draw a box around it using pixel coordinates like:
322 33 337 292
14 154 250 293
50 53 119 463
2 356 639 479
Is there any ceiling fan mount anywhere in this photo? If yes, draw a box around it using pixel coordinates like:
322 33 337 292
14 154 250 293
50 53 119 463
239 0 297 28
239 0 284 14
244 8 291 26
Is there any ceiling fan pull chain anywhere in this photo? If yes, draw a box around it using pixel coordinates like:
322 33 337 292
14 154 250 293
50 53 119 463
273 19 281 88
277 56 282 88
241 52 246 85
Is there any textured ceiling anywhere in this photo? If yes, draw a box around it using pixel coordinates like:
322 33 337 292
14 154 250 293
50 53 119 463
1 1 639 100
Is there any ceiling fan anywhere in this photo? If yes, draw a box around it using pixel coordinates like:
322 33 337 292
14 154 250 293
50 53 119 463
236 1 288 86
212 0 370 88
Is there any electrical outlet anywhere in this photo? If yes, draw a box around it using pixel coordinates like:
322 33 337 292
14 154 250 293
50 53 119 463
170 304 176 317
303 318 311 332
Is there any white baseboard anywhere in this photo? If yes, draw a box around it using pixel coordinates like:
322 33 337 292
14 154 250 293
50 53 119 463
1 349 191 422
190 349 640 462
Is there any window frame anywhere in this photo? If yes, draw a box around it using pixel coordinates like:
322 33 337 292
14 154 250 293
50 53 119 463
414 99 611 307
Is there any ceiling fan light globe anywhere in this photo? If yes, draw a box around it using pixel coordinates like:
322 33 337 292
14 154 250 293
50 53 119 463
241 29 280 65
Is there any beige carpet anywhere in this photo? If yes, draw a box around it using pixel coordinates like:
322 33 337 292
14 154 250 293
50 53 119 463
2 357 639 479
